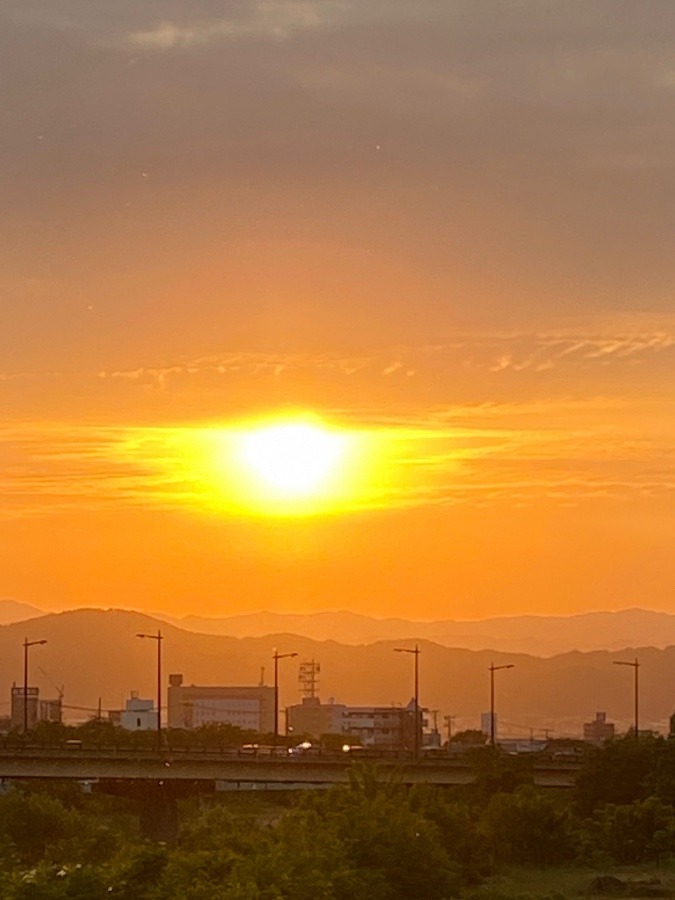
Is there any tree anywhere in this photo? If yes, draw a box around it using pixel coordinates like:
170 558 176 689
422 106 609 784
479 786 575 865
0 791 72 864
574 734 661 815
449 729 487 745
587 797 675 864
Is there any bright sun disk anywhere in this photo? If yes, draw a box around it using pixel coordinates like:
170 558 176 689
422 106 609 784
236 422 348 498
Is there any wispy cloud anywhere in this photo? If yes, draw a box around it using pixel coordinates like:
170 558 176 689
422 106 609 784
93 322 675 388
126 1 345 49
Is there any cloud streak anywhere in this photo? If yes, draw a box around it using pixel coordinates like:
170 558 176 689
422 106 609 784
125 1 342 49
93 322 675 388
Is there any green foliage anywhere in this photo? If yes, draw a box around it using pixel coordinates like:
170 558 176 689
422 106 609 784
114 845 169 899
0 791 73 863
582 796 675 864
648 737 675 806
463 747 534 803
7 719 261 752
450 729 488 745
479 786 575 866
574 733 662 815
408 784 490 882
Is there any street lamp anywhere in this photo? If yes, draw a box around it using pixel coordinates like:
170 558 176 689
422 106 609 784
23 637 47 735
613 657 640 741
272 649 298 744
394 644 421 759
136 630 163 750
489 662 514 746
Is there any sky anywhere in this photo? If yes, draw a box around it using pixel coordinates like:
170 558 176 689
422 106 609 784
1 0 674 620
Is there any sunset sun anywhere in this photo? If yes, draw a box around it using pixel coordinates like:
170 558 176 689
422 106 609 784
188 415 379 516
237 422 347 497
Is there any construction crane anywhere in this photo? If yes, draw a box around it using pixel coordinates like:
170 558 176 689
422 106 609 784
38 666 64 702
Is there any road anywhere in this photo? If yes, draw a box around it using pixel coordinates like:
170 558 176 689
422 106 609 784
0 747 580 788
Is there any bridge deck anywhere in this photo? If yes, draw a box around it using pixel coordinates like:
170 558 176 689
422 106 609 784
0 749 579 787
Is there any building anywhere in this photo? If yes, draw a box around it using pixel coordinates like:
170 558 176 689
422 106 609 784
287 696 347 738
10 684 62 730
119 693 158 731
342 700 424 751
167 674 275 732
287 699 425 750
583 711 615 744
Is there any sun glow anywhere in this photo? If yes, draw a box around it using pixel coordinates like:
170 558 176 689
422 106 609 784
198 416 377 516
237 423 347 497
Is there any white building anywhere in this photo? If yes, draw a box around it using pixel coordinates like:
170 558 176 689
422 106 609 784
120 693 158 731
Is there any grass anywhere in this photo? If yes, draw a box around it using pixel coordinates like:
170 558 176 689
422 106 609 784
461 861 675 899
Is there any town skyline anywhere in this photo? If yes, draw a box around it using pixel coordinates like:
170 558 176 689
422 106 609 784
0 606 673 741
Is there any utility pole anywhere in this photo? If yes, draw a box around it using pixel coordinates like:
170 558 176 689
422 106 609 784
23 638 47 735
136 630 163 750
443 714 456 744
489 662 514 746
272 649 298 745
394 644 421 759
613 657 640 741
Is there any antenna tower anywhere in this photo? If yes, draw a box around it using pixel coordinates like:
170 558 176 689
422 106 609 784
298 660 320 699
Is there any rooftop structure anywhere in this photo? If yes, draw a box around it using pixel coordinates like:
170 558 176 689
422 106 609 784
583 711 615 744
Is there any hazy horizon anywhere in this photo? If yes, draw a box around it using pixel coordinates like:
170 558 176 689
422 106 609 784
3 597 672 623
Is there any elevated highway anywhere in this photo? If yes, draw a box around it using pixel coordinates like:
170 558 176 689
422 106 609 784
0 747 580 788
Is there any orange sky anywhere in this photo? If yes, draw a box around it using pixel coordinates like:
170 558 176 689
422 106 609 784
1 1 674 619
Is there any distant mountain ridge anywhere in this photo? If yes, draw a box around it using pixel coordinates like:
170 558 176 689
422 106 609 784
2 601 674 656
175 607 675 657
0 599 45 626
0 608 673 737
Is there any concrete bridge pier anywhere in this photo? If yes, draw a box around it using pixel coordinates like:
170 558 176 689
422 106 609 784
137 781 180 843
97 778 212 843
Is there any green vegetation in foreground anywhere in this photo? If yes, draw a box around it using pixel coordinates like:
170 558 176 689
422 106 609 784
0 733 674 897
464 862 675 899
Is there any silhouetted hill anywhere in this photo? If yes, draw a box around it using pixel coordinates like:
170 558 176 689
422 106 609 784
1 609 673 736
176 608 675 656
0 599 45 626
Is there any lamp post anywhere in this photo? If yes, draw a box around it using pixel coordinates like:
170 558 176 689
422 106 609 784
273 649 298 744
394 644 421 759
136 630 163 750
613 657 640 741
23 637 47 735
489 662 514 746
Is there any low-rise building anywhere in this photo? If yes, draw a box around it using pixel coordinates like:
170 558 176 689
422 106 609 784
10 684 62 730
287 696 347 738
583 711 615 744
342 700 424 751
286 696 426 750
120 693 158 731
167 674 274 732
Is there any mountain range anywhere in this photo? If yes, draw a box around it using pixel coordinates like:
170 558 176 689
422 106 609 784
174 607 675 656
3 601 675 657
